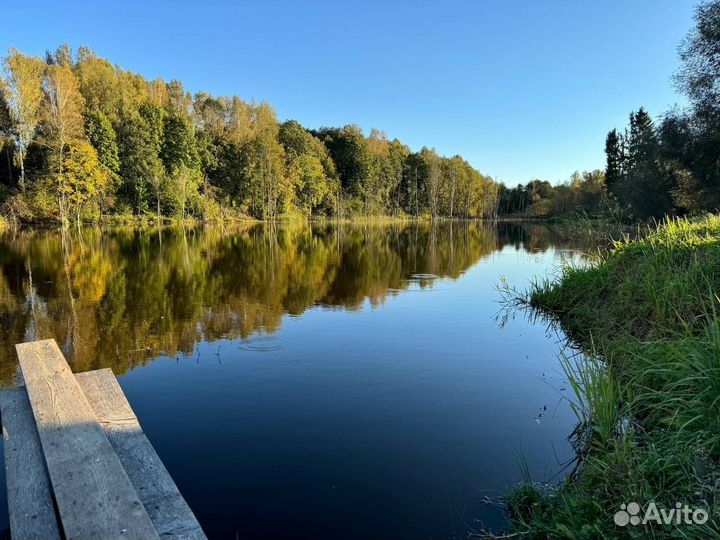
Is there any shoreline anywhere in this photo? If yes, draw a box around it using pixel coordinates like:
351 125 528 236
1 212 624 229
503 214 720 538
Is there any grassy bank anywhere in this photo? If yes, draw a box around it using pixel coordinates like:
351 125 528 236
506 215 720 538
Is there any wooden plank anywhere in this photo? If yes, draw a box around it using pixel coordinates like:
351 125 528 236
76 369 206 540
16 339 160 540
0 387 61 540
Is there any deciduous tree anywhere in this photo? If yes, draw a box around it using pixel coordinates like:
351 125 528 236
42 58 86 222
1 48 45 192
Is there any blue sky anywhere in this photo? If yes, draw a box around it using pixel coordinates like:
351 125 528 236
2 0 696 185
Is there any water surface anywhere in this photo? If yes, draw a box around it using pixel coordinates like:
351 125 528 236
0 222 595 539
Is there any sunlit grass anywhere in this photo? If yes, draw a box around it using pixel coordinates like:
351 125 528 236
504 214 720 539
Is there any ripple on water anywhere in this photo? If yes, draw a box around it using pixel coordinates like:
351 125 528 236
410 273 440 280
238 336 284 352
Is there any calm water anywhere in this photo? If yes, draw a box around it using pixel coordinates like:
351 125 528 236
0 222 596 539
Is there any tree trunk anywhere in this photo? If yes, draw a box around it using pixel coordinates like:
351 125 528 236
202 175 208 224
58 192 67 228
18 152 26 193
5 146 13 185
414 166 419 218
449 173 456 219
57 138 67 225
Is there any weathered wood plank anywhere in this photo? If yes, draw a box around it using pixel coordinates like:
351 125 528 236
76 369 206 540
16 339 160 540
0 387 61 540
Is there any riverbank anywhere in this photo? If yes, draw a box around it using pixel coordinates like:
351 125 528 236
505 215 720 538
0 207 625 231
0 205 445 229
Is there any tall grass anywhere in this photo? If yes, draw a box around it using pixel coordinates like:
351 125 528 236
504 215 720 539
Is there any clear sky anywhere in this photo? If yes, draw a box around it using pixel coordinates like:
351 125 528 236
2 0 696 185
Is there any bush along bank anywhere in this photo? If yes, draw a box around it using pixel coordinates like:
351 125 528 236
505 215 720 539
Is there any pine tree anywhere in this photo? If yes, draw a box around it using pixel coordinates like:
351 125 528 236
604 129 623 193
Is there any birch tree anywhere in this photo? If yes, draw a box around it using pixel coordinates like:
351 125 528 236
42 61 85 222
1 48 45 192
0 82 13 184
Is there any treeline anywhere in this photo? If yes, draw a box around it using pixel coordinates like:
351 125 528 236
0 45 500 224
497 170 607 218
495 2 720 223
603 1 720 220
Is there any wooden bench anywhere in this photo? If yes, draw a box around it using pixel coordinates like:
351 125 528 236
0 339 207 540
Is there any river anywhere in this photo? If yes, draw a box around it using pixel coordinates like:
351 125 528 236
0 221 598 539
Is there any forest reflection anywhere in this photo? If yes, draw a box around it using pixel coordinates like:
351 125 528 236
0 221 590 384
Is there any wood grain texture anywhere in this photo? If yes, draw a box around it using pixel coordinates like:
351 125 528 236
16 339 160 540
0 387 61 540
76 369 206 540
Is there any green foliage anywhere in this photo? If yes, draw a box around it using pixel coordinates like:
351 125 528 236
287 153 328 216
5 0 720 225
0 87 14 187
240 109 287 218
0 44 503 222
279 120 337 215
166 164 200 219
498 171 608 218
318 124 374 206
365 129 408 214
596 1 720 220
604 129 622 192
602 108 674 220
63 139 110 221
676 1 720 115
84 108 119 175
117 102 164 215
2 48 45 192
160 112 198 174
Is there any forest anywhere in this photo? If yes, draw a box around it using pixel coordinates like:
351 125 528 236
0 45 504 224
2 0 718 228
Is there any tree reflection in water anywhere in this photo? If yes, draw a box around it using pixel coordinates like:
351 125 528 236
0 221 594 384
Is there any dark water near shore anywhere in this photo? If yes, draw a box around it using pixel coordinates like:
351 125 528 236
0 222 597 539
